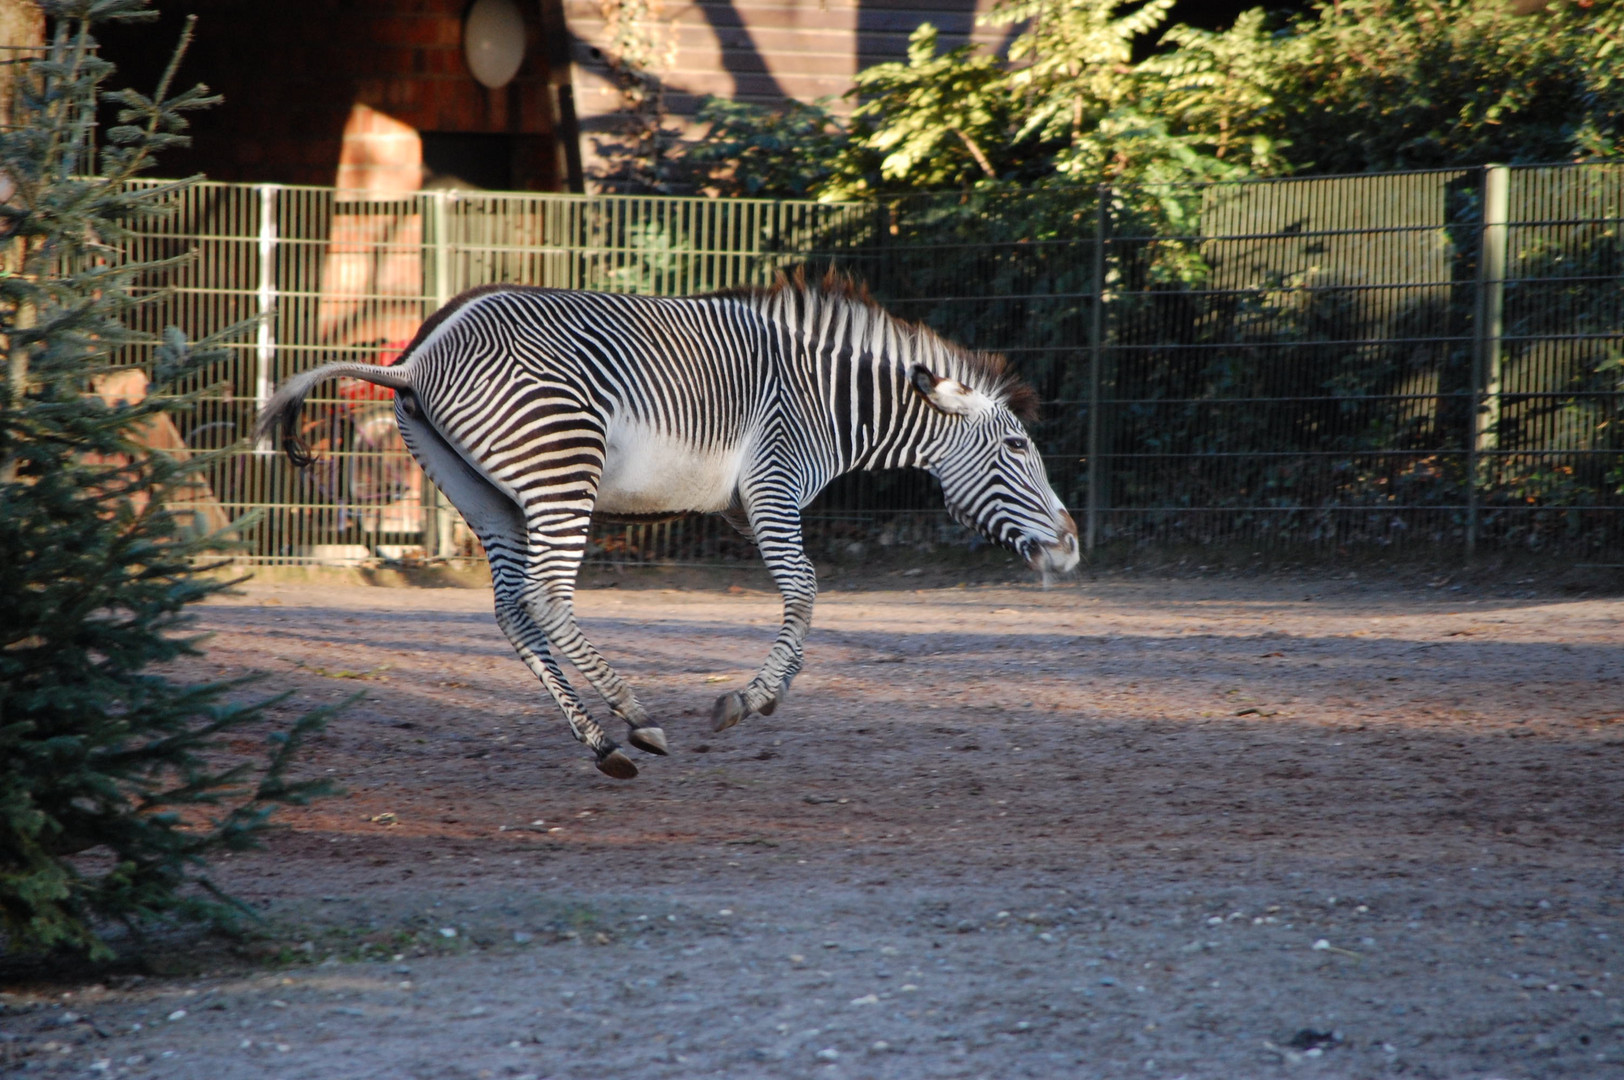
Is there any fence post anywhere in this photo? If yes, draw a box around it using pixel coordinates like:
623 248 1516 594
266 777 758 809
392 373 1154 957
1469 164 1509 559
1086 185 1110 555
253 184 278 452
423 191 455 558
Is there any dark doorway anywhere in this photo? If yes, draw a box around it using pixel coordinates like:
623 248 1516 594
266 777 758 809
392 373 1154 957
421 132 516 191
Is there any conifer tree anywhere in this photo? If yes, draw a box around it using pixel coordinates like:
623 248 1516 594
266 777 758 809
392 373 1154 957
0 0 338 960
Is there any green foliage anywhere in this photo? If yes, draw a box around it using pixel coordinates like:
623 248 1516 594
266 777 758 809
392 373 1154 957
684 96 858 198
842 24 1019 195
685 0 1624 200
1 1 338 960
1264 0 1624 173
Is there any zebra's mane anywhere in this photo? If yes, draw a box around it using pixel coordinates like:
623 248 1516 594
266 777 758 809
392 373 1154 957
713 268 1041 422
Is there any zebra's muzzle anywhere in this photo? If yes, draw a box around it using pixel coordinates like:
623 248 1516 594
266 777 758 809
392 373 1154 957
1022 515 1079 574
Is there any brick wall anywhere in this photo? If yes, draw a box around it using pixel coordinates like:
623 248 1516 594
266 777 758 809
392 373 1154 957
99 0 570 191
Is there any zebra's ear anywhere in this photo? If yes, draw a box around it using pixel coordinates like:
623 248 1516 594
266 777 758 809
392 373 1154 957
910 365 993 418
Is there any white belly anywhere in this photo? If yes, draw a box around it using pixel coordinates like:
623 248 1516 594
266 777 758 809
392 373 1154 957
596 419 744 515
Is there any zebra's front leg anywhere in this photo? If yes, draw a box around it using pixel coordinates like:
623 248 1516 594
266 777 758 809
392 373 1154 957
492 605 640 779
712 507 816 731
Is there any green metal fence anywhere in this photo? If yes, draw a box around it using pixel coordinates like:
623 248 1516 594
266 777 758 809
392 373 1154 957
122 164 1624 566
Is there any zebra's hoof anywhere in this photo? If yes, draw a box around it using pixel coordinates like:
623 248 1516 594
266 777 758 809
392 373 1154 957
595 749 639 779
627 726 668 755
712 692 746 732
758 696 778 716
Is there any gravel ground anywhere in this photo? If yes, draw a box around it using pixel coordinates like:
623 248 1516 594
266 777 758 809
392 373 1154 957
3 567 1623 1079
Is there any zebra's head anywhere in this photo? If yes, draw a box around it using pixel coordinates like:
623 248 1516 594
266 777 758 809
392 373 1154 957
911 364 1080 575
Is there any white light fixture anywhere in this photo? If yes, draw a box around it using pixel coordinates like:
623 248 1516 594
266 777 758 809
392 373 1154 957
464 0 526 90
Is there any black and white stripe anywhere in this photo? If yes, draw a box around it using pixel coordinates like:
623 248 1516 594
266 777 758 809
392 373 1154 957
257 273 1078 778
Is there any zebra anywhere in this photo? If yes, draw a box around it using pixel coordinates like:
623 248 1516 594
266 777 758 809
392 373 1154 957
256 271 1079 779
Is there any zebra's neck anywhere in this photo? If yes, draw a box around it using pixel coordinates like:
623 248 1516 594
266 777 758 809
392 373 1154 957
753 288 961 477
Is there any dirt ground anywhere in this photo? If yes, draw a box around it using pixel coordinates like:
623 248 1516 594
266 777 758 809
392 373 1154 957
4 564 1624 1079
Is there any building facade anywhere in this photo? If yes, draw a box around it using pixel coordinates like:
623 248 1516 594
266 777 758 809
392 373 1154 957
92 0 1007 196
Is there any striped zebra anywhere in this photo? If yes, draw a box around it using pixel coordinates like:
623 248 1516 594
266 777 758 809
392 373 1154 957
256 271 1078 779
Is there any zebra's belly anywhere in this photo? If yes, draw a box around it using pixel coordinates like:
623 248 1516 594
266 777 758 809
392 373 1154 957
596 420 744 515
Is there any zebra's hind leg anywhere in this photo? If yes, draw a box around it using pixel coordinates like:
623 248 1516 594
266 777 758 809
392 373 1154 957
493 605 639 779
519 588 669 757
393 402 649 774
512 511 669 759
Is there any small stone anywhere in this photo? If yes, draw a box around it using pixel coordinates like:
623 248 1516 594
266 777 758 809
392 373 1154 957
513 931 534 944
870 1040 890 1052
718 909 733 916
1312 939 1331 951
816 1047 840 1061
168 1009 187 1021
439 927 458 938
789 954 806 964
850 994 879 1006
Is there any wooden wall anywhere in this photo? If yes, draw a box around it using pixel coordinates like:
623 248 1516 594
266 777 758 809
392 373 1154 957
565 0 1008 188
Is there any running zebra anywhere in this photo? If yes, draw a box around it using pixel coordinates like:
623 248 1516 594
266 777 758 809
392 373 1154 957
256 271 1078 778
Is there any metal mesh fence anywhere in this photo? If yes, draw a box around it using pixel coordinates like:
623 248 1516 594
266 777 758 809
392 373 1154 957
118 165 1624 566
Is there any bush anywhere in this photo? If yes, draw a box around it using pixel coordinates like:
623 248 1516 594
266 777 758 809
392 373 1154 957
0 0 338 960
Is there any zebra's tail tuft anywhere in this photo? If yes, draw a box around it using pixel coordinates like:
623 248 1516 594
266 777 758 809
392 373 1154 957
253 361 415 467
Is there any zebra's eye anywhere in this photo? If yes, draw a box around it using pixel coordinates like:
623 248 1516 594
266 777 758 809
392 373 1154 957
1003 436 1029 453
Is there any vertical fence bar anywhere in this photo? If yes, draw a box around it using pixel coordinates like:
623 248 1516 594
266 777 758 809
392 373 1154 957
252 183 279 450
1469 164 1509 558
423 190 454 558
1086 185 1109 555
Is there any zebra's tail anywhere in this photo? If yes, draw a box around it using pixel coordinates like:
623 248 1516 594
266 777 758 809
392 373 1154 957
253 361 416 468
